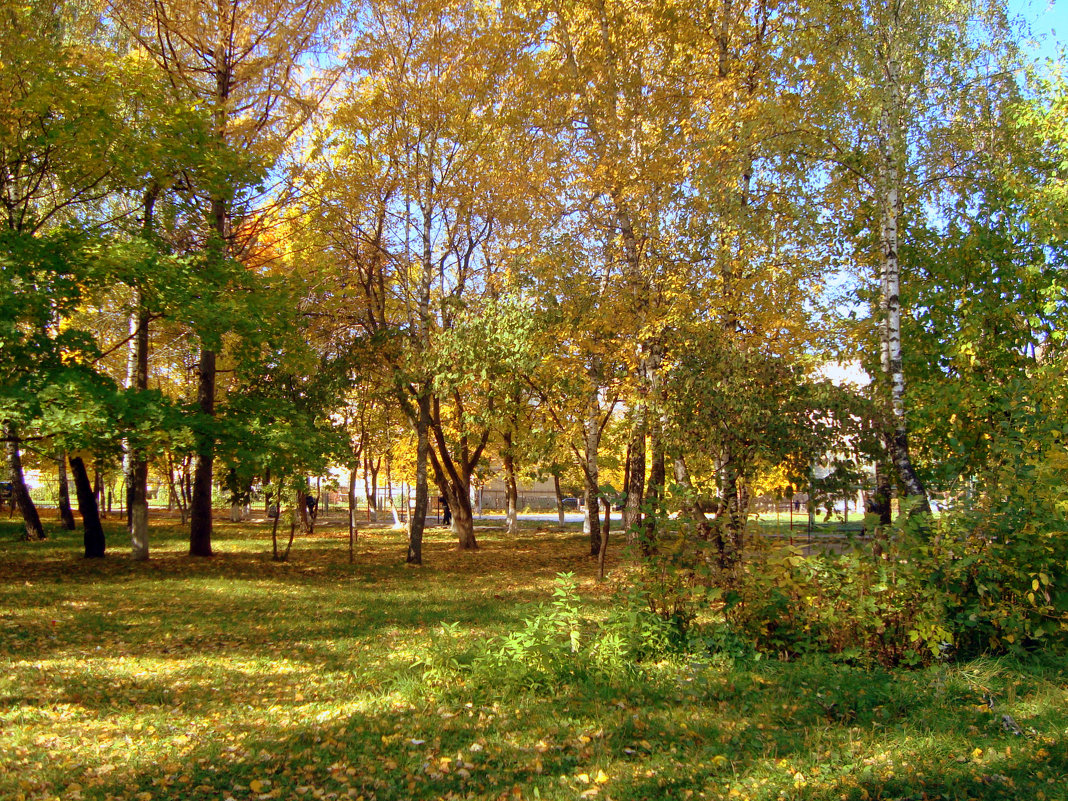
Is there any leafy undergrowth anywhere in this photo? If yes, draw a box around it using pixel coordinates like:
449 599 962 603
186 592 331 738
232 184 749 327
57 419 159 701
1 514 1065 801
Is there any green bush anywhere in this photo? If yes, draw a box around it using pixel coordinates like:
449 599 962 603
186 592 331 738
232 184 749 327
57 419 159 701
923 454 1068 655
714 539 952 667
471 572 688 692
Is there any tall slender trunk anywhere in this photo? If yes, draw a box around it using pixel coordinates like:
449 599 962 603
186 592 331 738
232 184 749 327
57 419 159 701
502 431 519 536
56 452 76 531
4 424 44 540
124 190 152 559
878 39 929 516
93 465 104 518
407 392 431 564
189 344 216 556
597 495 610 580
348 466 358 562
69 456 105 558
553 471 565 527
582 403 602 556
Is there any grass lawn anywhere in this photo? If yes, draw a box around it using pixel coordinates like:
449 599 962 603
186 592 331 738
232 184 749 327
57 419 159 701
1 512 1065 801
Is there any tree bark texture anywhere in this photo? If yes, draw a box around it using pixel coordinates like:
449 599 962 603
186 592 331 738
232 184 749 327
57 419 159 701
502 431 519 536
407 393 431 564
56 453 76 531
582 403 602 556
189 346 216 556
877 36 930 515
69 456 105 558
622 425 645 538
4 424 44 540
553 472 565 527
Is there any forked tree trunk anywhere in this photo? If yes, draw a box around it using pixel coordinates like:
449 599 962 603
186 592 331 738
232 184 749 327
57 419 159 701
69 456 105 558
57 453 76 531
365 453 380 521
4 424 44 540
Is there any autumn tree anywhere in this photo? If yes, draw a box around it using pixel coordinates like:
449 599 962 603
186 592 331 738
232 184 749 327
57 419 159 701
304 0 536 560
807 0 1020 517
109 0 341 556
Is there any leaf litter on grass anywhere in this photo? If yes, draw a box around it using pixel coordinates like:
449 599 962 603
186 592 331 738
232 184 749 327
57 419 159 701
0 517 1066 801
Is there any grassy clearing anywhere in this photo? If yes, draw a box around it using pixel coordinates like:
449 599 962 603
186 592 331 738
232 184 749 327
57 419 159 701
1 513 1065 801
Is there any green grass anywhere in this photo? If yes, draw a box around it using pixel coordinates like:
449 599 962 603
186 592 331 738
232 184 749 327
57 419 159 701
1 513 1065 801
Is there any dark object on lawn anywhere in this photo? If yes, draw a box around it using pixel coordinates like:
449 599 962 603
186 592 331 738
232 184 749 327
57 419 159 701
306 495 318 520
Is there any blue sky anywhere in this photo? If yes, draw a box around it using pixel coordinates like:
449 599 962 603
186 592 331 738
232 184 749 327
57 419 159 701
1011 0 1066 64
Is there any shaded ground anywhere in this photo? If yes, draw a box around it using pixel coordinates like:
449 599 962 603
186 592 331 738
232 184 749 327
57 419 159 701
1 512 1065 801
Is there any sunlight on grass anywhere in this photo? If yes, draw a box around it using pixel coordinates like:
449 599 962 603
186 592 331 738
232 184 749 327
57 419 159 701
1 518 1065 801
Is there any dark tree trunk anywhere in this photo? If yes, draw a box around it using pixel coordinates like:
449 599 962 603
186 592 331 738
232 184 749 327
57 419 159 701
871 457 893 527
70 456 105 558
553 471 565 527
348 466 357 563
407 392 431 564
582 407 601 557
368 455 380 515
622 423 645 535
189 346 216 556
4 424 44 540
57 453 76 531
126 185 155 559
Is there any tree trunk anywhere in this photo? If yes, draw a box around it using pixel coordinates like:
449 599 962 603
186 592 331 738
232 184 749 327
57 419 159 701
4 424 44 540
553 471 565 527
450 489 477 549
717 454 746 566
348 466 358 563
189 346 216 556
407 392 431 564
365 453 380 521
502 431 519 536
582 403 602 556
93 465 104 518
597 494 610 580
878 45 930 517
69 456 105 558
56 452 76 531
124 285 152 559
622 419 646 536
